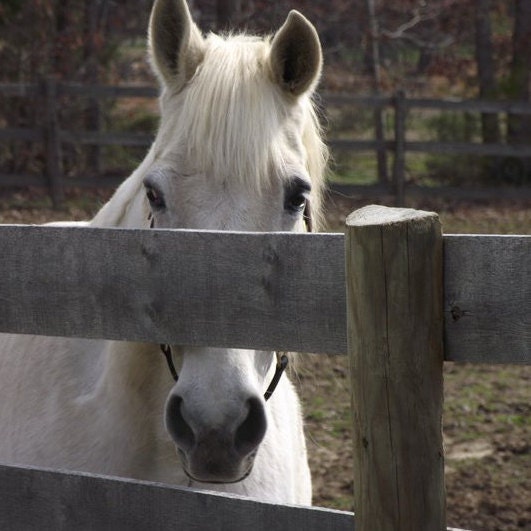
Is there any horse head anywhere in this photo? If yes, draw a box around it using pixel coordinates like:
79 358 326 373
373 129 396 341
143 0 326 485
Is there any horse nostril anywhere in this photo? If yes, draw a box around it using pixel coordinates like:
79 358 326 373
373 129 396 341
235 397 267 456
165 394 195 451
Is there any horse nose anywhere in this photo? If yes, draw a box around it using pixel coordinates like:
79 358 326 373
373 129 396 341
165 394 267 459
234 396 267 455
165 395 196 451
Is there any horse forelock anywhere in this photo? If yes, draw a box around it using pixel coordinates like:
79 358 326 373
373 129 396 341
156 32 327 227
178 34 288 187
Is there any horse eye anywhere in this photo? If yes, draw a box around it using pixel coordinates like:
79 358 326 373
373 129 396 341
286 192 307 212
284 178 311 214
145 186 166 209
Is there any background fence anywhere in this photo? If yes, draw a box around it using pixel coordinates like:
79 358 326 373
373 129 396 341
1 80 531 206
0 205 529 529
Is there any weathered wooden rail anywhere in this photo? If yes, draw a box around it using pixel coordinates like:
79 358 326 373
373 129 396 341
0 205 529 529
1 81 531 205
0 220 527 363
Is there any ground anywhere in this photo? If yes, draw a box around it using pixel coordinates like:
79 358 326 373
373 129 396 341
0 187 529 531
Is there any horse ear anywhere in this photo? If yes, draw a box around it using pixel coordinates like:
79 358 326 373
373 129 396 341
269 11 322 97
148 0 205 90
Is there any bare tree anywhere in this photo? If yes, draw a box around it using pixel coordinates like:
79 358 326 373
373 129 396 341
474 0 500 143
365 0 388 184
84 0 105 174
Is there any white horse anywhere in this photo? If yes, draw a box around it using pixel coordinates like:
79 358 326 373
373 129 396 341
0 0 327 505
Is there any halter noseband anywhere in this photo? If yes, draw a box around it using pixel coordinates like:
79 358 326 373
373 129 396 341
148 201 311 401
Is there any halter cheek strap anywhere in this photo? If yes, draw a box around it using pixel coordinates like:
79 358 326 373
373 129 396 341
303 199 313 233
263 353 289 401
160 343 179 382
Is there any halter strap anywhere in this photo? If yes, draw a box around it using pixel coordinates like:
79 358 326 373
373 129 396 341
303 199 313 233
159 344 288 401
263 353 289 401
160 343 179 381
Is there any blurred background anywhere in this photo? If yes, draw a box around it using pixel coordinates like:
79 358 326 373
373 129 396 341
0 0 530 202
0 2 529 530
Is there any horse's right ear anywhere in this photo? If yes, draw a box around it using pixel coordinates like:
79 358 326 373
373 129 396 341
148 0 205 90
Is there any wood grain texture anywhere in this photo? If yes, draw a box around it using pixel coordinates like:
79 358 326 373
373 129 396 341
444 234 531 363
0 463 354 531
346 205 446 531
0 225 346 354
0 225 528 363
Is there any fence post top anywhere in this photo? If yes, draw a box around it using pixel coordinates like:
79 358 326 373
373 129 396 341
346 204 439 227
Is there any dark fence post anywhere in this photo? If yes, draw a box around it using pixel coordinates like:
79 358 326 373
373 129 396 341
392 90 407 206
43 77 64 207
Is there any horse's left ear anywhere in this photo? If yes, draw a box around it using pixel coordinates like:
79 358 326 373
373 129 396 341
148 0 205 90
269 11 322 97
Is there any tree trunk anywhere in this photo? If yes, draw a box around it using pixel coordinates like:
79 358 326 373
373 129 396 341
507 0 531 145
417 48 433 74
84 0 103 175
53 0 69 76
365 0 388 185
474 0 500 144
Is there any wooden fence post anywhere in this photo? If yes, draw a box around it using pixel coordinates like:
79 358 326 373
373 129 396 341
392 90 407 206
43 77 64 207
345 205 445 531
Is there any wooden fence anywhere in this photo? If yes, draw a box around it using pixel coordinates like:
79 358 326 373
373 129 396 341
0 80 158 205
1 80 531 206
0 205 529 529
325 92 531 204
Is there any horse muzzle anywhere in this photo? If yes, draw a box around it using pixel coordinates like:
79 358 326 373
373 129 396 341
178 447 257 484
165 394 267 484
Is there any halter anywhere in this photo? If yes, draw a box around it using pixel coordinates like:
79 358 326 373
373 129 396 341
160 341 288 402
148 200 311 401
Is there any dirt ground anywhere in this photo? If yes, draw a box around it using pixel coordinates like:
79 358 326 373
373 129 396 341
1 187 529 531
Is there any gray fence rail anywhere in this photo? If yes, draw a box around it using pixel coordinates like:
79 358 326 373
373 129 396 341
0 225 528 363
0 464 354 531
1 81 531 205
